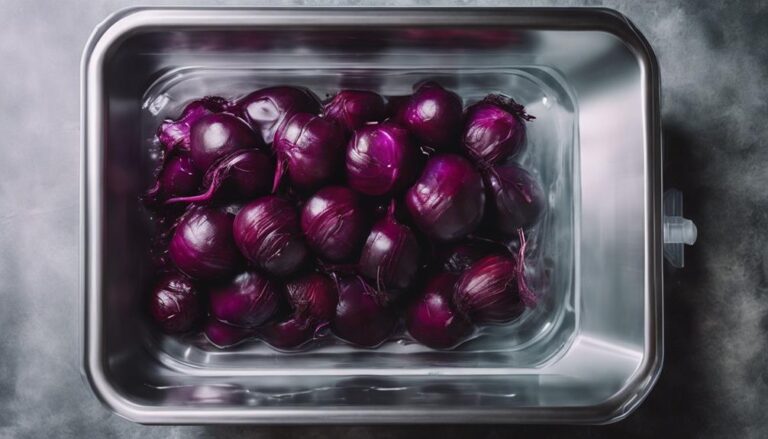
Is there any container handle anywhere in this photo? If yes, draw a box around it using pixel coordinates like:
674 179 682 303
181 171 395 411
663 189 697 267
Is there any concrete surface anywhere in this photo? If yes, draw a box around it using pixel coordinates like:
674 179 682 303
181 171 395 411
0 0 767 438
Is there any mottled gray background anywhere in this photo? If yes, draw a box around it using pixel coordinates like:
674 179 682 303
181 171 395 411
0 0 766 438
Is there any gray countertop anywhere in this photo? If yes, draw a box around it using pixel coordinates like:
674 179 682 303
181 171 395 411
1 0 766 437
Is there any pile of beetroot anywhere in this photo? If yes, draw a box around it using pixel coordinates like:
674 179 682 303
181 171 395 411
145 81 545 351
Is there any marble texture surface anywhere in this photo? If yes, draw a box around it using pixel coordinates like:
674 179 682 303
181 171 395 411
0 0 766 437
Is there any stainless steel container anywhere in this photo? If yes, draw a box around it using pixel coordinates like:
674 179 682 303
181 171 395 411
81 7 685 424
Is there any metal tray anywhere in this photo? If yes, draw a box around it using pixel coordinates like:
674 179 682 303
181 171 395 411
82 7 663 424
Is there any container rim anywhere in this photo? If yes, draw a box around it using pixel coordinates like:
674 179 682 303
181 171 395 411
80 6 663 424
